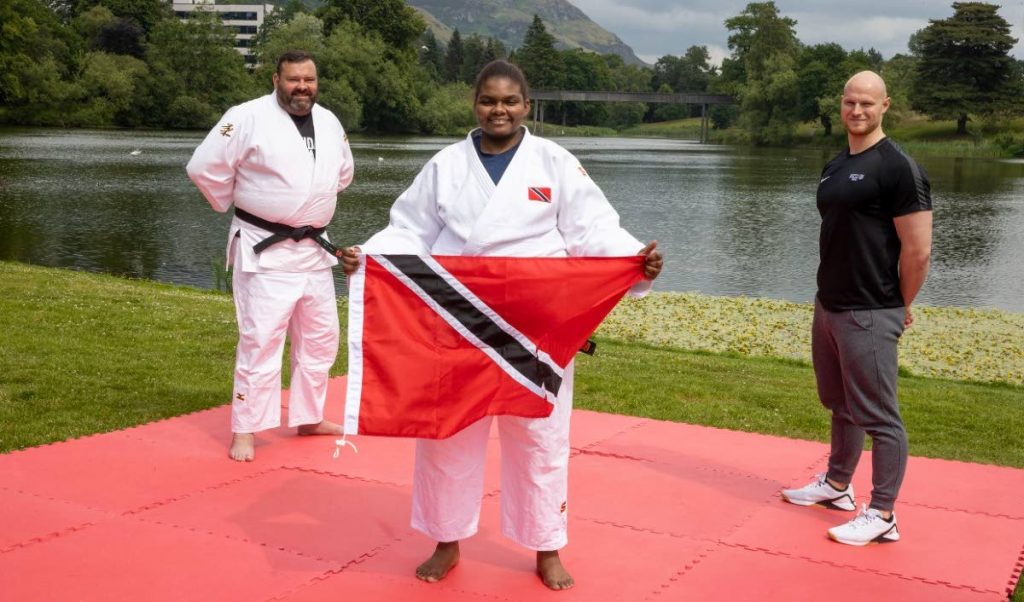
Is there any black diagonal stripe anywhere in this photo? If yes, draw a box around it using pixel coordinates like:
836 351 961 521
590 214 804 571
384 255 562 396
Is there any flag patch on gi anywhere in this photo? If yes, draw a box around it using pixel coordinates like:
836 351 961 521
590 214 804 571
345 254 643 439
528 187 552 203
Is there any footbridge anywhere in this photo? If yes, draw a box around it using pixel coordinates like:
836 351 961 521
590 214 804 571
529 90 736 143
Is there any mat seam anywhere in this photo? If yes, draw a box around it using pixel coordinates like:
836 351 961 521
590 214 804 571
0 521 97 555
719 540 1005 596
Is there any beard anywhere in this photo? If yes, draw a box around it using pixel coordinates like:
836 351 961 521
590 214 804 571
277 87 317 115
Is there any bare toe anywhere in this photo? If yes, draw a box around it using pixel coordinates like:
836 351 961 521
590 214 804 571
415 542 459 583
537 550 574 591
228 433 255 462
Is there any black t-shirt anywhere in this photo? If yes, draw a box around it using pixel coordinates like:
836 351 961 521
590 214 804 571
290 112 316 158
816 137 932 310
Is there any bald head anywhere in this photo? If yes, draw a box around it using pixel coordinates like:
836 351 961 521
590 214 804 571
844 70 888 99
840 70 890 150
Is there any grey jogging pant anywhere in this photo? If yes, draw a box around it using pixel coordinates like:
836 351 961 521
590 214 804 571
812 298 908 511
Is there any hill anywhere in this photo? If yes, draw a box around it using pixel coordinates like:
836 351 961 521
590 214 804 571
407 0 646 66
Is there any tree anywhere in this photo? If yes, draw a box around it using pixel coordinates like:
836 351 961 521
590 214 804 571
652 46 717 120
418 29 444 82
484 37 506 62
71 51 149 125
0 0 82 124
795 43 847 136
516 15 563 90
444 29 463 84
251 13 328 89
460 34 488 84
560 48 612 125
880 53 919 126
723 2 801 144
653 46 715 93
317 0 424 59
56 0 170 33
252 0 307 55
912 2 1022 134
135 9 255 128
319 18 423 132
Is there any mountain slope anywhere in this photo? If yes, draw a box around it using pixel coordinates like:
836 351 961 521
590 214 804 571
407 0 645 66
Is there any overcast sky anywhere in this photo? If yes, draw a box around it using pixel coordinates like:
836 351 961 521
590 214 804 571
571 0 1024 65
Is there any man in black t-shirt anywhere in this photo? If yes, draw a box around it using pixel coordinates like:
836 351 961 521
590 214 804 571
781 71 933 546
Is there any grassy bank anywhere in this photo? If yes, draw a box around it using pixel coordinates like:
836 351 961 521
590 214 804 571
546 114 1024 159
2 261 1021 462
600 293 1023 386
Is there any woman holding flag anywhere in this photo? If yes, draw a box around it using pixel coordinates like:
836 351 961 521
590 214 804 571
342 60 662 590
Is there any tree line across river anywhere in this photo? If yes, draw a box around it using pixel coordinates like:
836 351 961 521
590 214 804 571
2 0 1022 149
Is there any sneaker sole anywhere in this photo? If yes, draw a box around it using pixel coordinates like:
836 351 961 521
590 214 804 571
780 492 856 512
827 531 900 546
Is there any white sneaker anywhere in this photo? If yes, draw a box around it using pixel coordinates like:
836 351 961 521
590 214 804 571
780 473 856 511
828 504 900 546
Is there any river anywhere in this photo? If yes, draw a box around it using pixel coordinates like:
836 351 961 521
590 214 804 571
1 128 1022 312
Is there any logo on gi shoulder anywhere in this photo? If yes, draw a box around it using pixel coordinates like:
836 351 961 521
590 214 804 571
849 173 865 182
220 123 235 137
528 186 553 203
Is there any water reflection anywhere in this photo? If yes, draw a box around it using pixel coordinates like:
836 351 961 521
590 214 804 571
0 129 1022 312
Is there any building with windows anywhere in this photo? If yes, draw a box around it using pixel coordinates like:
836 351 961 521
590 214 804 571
172 0 274 65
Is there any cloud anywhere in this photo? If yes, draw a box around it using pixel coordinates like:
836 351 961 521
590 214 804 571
571 0 1024 61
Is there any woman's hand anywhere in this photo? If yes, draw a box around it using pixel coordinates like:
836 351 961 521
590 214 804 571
341 246 361 276
638 240 663 280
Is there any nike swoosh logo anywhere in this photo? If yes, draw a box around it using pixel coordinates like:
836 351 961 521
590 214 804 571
820 176 831 183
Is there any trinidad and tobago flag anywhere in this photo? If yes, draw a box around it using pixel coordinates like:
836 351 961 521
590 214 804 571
527 186 552 203
344 254 643 439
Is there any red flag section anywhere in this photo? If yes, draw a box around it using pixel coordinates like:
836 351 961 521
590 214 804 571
345 254 644 439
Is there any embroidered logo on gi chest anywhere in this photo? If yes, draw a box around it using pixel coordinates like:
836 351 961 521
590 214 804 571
528 187 552 203
849 173 865 182
220 123 234 137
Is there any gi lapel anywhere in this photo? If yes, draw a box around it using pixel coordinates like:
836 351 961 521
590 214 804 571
462 127 532 256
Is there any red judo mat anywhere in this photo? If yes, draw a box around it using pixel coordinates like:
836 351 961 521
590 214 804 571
1 376 1022 601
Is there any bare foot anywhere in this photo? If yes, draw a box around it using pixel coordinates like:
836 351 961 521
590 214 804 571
537 550 574 591
296 420 343 436
415 541 459 583
228 433 255 462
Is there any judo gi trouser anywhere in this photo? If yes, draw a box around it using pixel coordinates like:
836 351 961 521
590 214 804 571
411 363 574 551
230 264 339 433
812 299 907 511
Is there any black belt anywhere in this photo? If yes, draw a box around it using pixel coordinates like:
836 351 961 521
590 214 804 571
234 208 341 257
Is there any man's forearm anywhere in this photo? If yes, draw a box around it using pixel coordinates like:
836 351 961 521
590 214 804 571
899 254 930 307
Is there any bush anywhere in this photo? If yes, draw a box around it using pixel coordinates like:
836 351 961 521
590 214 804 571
993 132 1024 157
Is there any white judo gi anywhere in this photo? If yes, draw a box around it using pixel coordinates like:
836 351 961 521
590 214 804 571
363 128 649 550
187 93 355 434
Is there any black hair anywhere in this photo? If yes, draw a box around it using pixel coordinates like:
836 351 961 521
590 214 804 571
473 60 530 102
276 50 316 74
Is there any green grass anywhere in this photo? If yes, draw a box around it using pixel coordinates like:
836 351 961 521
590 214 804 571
618 117 705 139
2 261 1022 599
575 339 1024 468
0 261 348 451
3 260 1022 464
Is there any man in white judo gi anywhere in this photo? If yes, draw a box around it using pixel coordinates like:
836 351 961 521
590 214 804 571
187 50 355 462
